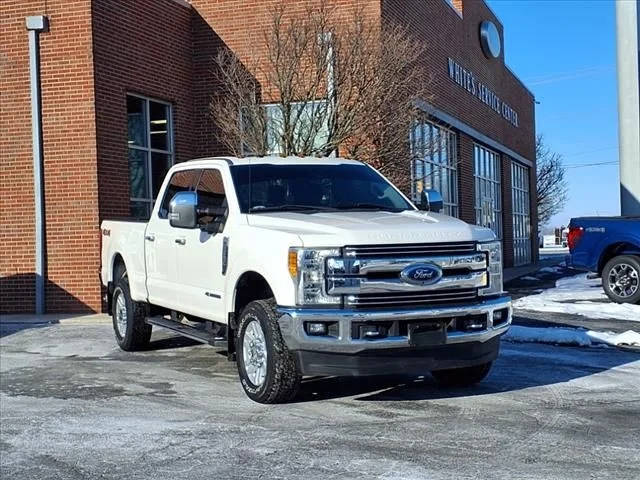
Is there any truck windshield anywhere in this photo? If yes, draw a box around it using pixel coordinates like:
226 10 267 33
229 163 415 214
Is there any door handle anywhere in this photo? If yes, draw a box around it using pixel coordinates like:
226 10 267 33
145 234 155 242
175 237 186 245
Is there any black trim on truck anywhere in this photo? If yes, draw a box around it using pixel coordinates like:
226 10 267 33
294 337 500 376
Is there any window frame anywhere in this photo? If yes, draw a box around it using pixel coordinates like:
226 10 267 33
127 93 175 219
511 160 532 266
410 120 459 217
158 168 201 220
260 100 333 157
473 143 502 239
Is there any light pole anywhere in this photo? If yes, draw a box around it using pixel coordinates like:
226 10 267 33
616 0 640 215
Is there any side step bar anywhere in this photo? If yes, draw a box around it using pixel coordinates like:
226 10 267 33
145 316 227 347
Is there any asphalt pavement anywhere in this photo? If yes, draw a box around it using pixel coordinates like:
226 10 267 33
1 321 639 480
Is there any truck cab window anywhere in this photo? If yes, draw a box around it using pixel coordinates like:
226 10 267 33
159 169 201 218
196 169 227 228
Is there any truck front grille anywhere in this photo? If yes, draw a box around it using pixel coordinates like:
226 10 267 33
344 241 476 257
346 288 478 309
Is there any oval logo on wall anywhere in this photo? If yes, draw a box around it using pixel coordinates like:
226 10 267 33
400 263 443 286
480 20 501 59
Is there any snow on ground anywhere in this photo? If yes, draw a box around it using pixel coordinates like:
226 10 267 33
513 273 640 322
504 325 640 348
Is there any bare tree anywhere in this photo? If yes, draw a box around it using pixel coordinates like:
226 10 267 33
536 135 568 227
210 1 433 191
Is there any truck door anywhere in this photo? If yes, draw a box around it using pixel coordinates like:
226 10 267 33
145 169 200 311
174 167 228 323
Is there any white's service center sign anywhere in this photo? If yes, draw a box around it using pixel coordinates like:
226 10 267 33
447 58 519 127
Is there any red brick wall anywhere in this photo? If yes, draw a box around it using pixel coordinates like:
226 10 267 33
1 0 100 313
92 0 196 220
2 0 537 314
190 0 382 155
457 134 476 225
381 0 535 161
382 0 537 266
1 0 196 313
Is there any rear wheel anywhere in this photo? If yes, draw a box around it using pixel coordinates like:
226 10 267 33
602 255 640 304
431 362 492 387
112 273 152 351
235 299 301 404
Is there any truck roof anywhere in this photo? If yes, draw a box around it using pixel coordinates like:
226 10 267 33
185 156 364 167
189 155 362 165
571 216 640 222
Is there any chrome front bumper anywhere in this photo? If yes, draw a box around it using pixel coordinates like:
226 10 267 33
277 295 512 354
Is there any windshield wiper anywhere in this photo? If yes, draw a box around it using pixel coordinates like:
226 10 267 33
335 203 405 212
249 204 338 214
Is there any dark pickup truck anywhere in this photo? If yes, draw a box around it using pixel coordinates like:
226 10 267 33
568 216 640 304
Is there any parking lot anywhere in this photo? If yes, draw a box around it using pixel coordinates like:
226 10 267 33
1 320 639 480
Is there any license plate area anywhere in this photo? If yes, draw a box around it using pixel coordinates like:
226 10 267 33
408 321 446 347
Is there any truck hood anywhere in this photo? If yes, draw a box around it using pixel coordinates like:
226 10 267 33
246 210 496 246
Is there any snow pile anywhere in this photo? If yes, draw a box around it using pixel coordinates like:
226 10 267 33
513 273 640 322
587 329 640 347
504 325 640 348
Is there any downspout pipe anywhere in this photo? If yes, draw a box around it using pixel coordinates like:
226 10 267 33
26 15 49 315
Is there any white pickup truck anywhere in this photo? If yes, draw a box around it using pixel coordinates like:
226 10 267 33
101 156 511 403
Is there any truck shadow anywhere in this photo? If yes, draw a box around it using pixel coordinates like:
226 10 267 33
294 343 639 403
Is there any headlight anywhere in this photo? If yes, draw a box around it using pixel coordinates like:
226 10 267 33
478 241 503 296
288 247 341 306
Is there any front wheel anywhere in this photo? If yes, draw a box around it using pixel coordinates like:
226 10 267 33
431 362 493 387
235 299 301 404
602 255 640 304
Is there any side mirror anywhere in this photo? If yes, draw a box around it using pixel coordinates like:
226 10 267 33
169 191 198 228
419 189 444 213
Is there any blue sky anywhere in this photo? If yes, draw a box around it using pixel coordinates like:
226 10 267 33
488 0 620 228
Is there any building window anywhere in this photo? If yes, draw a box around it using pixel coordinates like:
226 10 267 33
410 120 458 217
262 101 330 156
511 161 531 265
127 94 173 219
473 144 502 238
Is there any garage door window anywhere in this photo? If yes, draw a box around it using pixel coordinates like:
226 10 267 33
511 161 532 265
127 94 174 219
474 144 502 238
410 121 458 217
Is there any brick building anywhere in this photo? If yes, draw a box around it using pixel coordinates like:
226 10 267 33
1 0 536 314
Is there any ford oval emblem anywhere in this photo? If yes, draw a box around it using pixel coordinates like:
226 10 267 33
400 263 443 286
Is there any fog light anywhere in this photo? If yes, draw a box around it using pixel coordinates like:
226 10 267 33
493 308 508 325
360 325 387 339
307 322 328 336
461 316 486 331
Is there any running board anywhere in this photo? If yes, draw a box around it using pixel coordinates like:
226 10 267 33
145 316 227 347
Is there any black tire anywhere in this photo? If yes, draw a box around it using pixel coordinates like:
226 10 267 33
235 299 301 404
431 362 492 387
112 273 152 351
602 255 640 304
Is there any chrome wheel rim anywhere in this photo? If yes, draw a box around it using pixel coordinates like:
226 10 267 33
242 320 268 387
115 290 128 338
607 263 639 298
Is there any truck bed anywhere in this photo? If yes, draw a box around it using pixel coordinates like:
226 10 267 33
101 219 148 302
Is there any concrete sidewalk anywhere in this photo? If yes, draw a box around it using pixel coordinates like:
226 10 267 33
0 313 110 325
